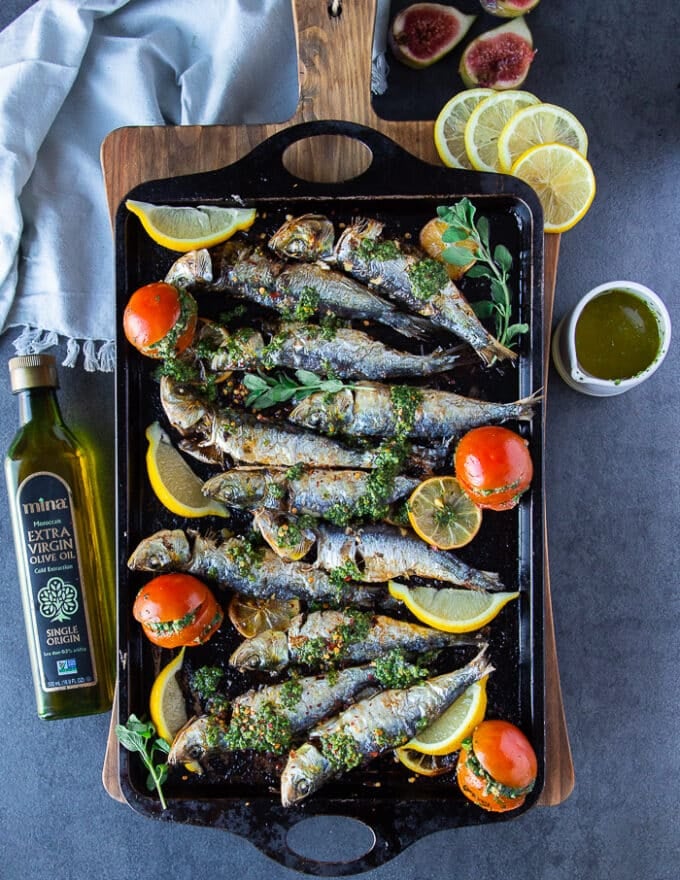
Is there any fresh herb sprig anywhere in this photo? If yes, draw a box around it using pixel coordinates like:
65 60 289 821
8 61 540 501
243 368 352 411
437 198 528 350
115 714 170 810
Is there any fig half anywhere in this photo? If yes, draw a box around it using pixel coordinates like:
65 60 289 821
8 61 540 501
479 0 541 17
390 3 476 69
459 16 536 89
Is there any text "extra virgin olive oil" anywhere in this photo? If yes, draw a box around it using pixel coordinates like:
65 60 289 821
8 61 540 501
4 355 115 719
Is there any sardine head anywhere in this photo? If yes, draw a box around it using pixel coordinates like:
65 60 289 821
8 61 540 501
288 388 354 434
127 529 191 571
164 248 213 287
280 743 330 807
229 630 289 672
168 715 211 765
160 376 211 436
268 214 335 262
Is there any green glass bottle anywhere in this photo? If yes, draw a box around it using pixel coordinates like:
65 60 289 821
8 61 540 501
4 355 115 719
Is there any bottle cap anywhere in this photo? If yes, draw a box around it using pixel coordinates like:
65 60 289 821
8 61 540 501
8 355 60 392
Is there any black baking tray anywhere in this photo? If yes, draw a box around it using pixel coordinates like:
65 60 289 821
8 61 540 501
114 121 545 874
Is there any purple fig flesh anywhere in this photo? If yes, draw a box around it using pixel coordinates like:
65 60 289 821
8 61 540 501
460 18 535 88
390 3 476 69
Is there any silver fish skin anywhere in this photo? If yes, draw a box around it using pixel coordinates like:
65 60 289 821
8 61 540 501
203 466 419 519
160 376 378 469
211 242 434 341
289 381 539 440
334 218 517 365
168 663 382 765
314 522 502 590
268 213 335 261
281 648 494 806
127 529 380 607
229 609 480 673
210 321 462 380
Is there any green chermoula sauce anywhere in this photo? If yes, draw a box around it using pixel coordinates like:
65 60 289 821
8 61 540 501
575 290 661 380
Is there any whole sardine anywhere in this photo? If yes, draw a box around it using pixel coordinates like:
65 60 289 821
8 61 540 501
127 528 380 607
208 321 463 380
229 608 481 673
270 214 516 364
202 466 419 519
313 522 502 590
160 376 445 472
280 648 494 806
168 653 425 764
210 242 434 340
160 376 376 469
289 381 538 440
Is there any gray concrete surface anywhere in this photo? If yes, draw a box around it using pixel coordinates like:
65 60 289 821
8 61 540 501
0 2 678 879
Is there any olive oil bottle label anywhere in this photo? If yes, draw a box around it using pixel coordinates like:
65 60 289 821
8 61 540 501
15 472 97 691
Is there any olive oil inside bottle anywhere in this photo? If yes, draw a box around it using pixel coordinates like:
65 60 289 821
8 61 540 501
574 290 661 381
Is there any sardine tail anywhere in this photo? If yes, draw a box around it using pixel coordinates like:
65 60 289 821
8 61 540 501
478 337 519 365
381 310 439 342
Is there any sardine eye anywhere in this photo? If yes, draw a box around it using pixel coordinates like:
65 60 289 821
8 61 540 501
296 778 310 795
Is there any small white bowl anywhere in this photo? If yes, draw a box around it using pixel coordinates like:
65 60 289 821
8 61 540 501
552 281 672 397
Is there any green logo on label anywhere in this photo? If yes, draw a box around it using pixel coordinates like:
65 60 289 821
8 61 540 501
37 577 79 622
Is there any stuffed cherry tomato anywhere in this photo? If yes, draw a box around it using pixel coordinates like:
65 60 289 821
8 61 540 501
454 425 533 511
132 573 223 648
456 720 538 812
123 281 198 358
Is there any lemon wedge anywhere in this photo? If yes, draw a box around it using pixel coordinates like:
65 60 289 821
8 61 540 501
434 88 494 169
145 421 229 518
405 678 488 756
407 476 482 550
511 143 596 232
150 647 189 745
394 747 459 777
388 581 519 633
228 594 301 639
497 102 589 173
464 89 540 172
126 200 256 252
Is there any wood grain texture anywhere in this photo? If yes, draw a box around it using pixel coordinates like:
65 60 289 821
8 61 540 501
101 0 573 809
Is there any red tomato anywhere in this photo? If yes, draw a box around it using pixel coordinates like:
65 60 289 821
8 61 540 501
123 281 197 358
456 720 538 813
454 426 533 511
132 573 223 648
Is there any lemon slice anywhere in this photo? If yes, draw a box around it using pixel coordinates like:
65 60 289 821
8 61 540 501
145 421 229 518
252 509 316 562
228 594 301 639
388 581 519 633
419 218 477 281
497 102 589 173
395 747 459 777
407 476 482 550
434 88 494 169
511 143 596 232
405 678 488 755
126 200 256 252
150 647 189 744
464 89 540 172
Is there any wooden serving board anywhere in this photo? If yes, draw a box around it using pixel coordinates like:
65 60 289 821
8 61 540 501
101 0 573 808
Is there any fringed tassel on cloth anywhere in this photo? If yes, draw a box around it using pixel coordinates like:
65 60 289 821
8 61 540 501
11 326 115 372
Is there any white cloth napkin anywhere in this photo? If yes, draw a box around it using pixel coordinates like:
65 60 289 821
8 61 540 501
0 0 391 371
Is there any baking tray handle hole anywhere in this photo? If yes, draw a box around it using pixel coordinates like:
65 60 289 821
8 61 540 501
285 814 376 866
282 134 373 183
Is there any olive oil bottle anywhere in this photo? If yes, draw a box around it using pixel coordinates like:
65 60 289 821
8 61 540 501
4 355 115 719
